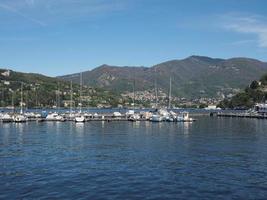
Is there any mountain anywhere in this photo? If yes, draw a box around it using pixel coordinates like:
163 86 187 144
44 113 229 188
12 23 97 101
0 69 120 108
59 56 267 98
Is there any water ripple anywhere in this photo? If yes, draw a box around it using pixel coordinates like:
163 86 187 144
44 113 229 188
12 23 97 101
1 118 267 199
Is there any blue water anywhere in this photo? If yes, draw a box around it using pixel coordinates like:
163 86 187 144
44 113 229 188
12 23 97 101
1 117 267 199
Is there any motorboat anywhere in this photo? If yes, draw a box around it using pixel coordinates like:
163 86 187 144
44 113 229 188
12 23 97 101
1 113 13 123
142 112 153 120
46 113 63 121
13 114 27 123
75 115 85 123
24 112 36 118
150 114 163 122
128 114 140 122
166 116 174 122
113 112 122 117
55 115 64 121
65 112 76 121
177 112 194 122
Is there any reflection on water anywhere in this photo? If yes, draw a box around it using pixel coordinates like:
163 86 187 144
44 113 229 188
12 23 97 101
145 121 151 128
132 121 140 129
182 122 191 135
1 117 267 199
74 122 85 136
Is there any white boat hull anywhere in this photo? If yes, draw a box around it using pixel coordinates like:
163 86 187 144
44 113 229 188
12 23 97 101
14 115 27 123
75 116 85 123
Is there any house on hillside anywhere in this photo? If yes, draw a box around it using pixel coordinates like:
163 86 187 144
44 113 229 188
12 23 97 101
1 70 10 77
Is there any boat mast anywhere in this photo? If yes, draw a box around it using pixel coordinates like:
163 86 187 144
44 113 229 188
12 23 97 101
20 82 23 114
11 90 14 113
154 68 158 108
79 72 82 113
1 87 4 108
133 69 136 110
25 91 28 110
70 81 73 114
168 76 172 109
55 84 58 111
35 87 38 111
56 82 60 112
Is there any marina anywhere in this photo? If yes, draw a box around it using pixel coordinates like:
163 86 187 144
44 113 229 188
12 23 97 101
3 106 267 123
0 109 197 123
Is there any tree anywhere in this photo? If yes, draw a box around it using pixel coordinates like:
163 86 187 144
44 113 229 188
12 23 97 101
250 80 259 89
199 103 207 109
260 74 267 85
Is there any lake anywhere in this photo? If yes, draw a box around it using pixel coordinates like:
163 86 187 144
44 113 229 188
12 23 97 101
1 117 267 199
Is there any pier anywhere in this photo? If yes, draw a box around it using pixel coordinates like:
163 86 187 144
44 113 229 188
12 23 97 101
215 112 267 119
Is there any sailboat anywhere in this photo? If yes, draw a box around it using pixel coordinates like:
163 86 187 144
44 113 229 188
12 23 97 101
56 83 65 121
127 69 138 121
150 68 163 122
166 77 175 122
75 72 85 123
155 68 158 109
46 83 65 121
14 82 27 122
67 80 75 120
133 68 136 109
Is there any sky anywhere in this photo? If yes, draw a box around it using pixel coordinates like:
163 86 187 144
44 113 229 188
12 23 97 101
0 0 267 76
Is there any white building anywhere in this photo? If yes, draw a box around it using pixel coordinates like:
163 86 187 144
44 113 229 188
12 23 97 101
1 70 10 77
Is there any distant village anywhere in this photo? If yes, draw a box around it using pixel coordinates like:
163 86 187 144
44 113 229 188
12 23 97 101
121 89 235 109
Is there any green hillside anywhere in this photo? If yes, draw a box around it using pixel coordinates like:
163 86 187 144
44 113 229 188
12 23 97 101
218 74 267 109
0 69 120 108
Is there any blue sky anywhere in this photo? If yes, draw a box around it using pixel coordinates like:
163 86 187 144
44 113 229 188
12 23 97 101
0 0 267 76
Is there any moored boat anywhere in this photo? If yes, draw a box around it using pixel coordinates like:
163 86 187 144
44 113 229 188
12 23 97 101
128 114 140 122
13 114 27 123
150 114 163 122
75 116 85 123
1 113 13 123
46 113 63 121
177 112 195 122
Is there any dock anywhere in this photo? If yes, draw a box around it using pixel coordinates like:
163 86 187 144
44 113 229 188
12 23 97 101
215 112 267 119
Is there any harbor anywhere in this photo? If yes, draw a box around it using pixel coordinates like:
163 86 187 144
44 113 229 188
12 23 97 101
0 108 198 123
2 105 267 123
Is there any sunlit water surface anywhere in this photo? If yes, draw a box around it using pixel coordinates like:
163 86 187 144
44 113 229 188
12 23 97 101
1 117 267 199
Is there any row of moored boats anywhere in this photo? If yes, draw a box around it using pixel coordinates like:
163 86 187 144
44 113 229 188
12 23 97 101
0 109 195 123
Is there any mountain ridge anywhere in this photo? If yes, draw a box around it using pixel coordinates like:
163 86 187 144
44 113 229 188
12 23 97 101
58 55 267 98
